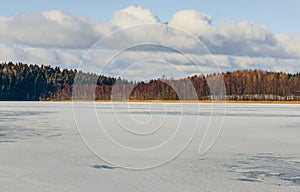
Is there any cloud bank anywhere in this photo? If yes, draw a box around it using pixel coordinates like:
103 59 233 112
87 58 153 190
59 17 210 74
0 6 299 79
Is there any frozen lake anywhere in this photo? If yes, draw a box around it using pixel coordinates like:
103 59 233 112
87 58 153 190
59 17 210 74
0 102 300 191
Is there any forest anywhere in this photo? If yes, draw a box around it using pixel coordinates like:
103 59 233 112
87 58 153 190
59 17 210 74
1 62 300 101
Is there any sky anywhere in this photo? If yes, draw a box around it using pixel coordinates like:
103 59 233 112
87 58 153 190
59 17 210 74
1 0 300 80
2 0 300 34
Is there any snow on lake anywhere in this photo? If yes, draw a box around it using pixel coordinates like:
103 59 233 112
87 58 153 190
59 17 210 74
0 102 300 192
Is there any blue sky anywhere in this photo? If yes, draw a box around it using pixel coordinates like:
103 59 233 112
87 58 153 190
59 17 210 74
1 1 300 78
1 0 300 35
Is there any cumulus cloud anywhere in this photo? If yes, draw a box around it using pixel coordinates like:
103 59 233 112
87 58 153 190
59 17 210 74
0 44 19 62
110 6 160 27
0 6 299 78
276 34 300 57
169 10 212 36
205 21 294 58
0 10 100 48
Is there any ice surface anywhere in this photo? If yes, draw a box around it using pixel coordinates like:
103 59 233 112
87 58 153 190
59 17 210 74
0 102 299 191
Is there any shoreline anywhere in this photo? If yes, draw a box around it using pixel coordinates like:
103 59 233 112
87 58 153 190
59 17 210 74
36 100 300 104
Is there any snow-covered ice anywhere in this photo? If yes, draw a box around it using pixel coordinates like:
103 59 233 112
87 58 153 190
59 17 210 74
0 102 300 191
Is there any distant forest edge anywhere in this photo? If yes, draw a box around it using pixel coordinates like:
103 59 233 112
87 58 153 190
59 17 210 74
1 62 300 101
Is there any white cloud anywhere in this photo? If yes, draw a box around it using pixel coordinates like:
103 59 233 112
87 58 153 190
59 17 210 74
0 10 100 48
0 6 299 78
169 10 212 36
110 6 160 27
23 47 57 65
0 44 22 62
276 34 300 57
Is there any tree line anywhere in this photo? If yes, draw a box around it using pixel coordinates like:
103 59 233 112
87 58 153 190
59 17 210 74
1 62 300 101
0 62 117 101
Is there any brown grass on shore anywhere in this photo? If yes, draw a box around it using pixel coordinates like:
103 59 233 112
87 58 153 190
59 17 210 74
62 99 300 104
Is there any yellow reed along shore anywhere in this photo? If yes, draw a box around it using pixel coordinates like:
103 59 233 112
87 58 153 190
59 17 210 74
64 99 300 104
